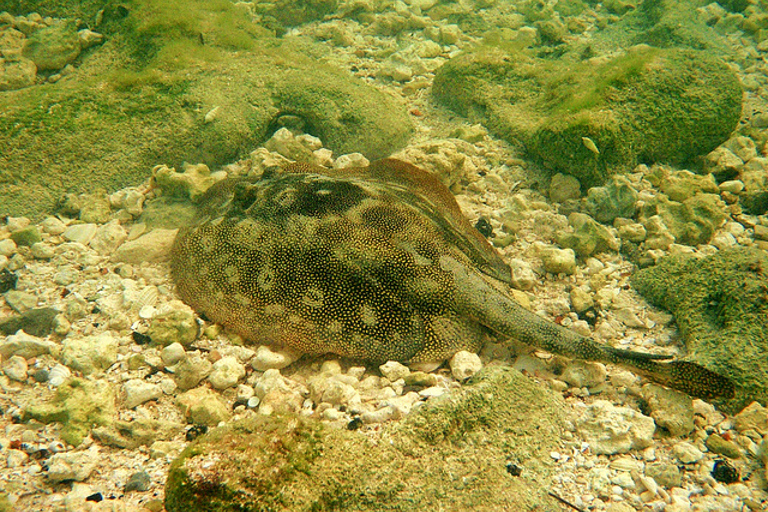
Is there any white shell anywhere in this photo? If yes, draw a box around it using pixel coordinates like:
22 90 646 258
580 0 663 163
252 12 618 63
138 305 157 319
204 106 220 123
135 286 158 310
48 364 71 387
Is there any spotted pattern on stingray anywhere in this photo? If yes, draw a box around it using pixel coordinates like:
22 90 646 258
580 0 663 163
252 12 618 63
171 159 735 399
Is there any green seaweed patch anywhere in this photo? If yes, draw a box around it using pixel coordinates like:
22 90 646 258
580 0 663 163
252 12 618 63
23 377 116 447
632 248 768 407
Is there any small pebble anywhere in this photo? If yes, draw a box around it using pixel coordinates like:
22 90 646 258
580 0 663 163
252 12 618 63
449 351 482 380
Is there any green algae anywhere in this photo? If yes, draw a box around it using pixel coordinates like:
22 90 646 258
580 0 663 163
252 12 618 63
632 248 768 407
433 45 741 187
1 0 412 219
165 365 565 511
23 377 116 447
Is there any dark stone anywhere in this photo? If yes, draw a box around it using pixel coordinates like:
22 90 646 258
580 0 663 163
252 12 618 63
0 269 17 294
0 307 59 336
125 471 152 492
711 460 739 484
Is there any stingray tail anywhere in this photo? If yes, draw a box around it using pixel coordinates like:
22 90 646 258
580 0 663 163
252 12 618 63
441 255 735 400
603 347 735 400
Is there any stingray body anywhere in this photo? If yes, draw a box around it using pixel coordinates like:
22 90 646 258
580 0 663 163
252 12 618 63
171 159 733 399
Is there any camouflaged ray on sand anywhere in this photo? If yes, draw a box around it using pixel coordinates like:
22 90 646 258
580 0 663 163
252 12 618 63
171 158 735 400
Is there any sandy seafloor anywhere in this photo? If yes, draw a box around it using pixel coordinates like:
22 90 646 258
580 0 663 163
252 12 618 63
1 1 768 511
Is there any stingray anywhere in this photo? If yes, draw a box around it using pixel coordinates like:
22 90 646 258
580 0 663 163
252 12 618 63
170 158 734 399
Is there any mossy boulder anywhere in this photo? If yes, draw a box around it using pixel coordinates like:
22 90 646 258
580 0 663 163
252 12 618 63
23 377 116 447
165 365 566 511
433 45 741 187
0 0 412 218
631 248 768 407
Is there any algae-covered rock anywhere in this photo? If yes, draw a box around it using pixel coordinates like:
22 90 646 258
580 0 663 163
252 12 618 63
585 175 638 224
637 193 727 246
557 212 620 258
165 365 566 511
433 46 741 187
24 377 116 447
92 418 184 449
0 0 412 218
21 19 81 71
631 248 768 405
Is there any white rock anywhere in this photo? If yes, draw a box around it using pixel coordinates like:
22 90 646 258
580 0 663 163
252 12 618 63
719 180 744 194
60 332 118 375
112 229 178 264
576 400 655 454
536 244 576 275
30 242 54 259
89 220 128 255
613 306 647 329
449 350 482 380
0 238 17 257
587 467 613 498
509 259 537 290
0 331 58 359
711 232 737 250
251 345 297 371
123 379 162 409
333 153 369 169
418 386 446 398
672 441 703 464
62 223 98 245
379 360 410 381
6 217 30 232
320 379 360 407
78 28 103 48
7 449 28 468
385 391 421 415
253 369 307 414
362 404 399 424
2 355 27 381
208 356 246 390
561 361 606 389
161 342 186 366
641 384 694 437
47 447 99 483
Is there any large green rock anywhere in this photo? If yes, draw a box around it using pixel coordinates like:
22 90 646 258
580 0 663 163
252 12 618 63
165 365 566 511
0 0 412 218
632 248 768 407
433 45 741 187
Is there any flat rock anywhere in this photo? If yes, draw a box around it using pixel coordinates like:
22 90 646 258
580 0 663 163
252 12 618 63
113 229 178 264
46 447 100 483
0 329 58 358
576 399 655 455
